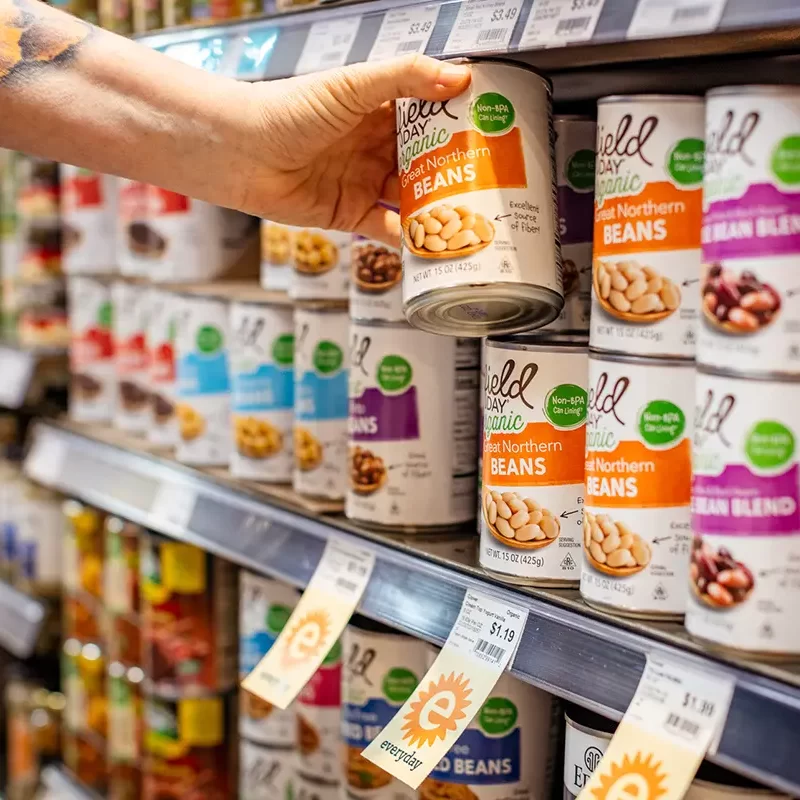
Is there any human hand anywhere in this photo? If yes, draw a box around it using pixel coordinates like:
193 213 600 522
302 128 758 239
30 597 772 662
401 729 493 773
239 55 471 247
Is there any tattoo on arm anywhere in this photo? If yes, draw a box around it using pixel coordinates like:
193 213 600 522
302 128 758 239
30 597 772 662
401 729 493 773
0 0 91 83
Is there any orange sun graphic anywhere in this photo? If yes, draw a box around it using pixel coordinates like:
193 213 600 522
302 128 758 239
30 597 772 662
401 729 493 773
400 671 472 748
280 609 332 668
591 752 668 800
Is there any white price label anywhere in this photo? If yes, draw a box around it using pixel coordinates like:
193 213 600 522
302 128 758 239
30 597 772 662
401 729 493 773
361 589 527 788
627 0 728 38
295 17 361 75
0 348 35 408
150 482 197 531
368 5 440 61
24 434 66 487
519 0 605 48
443 0 524 54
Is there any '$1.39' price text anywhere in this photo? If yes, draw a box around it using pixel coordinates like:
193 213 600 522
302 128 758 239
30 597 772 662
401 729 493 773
490 621 516 642
683 692 715 718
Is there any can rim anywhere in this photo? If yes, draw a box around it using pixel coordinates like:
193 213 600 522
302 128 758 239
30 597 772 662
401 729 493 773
707 85 800 98
696 363 800 383
598 94 704 104
588 348 693 368
487 332 589 349
446 56 553 90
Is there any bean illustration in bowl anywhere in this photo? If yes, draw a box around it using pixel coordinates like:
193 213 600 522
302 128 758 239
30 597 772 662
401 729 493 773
690 536 754 608
406 204 494 256
583 511 651 575
353 243 401 291
350 446 386 494
702 263 781 334
594 259 680 321
483 490 560 546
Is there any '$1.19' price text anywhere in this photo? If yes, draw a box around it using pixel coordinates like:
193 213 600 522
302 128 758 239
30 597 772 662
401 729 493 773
490 621 516 642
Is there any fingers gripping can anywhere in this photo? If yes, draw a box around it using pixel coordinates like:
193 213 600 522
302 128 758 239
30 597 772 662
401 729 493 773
397 58 563 337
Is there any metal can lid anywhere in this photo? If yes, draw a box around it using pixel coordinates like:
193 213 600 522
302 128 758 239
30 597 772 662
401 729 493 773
598 94 704 105
488 330 589 349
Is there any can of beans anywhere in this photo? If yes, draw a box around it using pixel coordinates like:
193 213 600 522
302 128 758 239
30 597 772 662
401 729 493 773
142 692 236 799
548 116 595 332
117 179 151 278
592 95 704 358
581 351 694 619
230 298 294 482
346 319 479 529
342 617 427 800
146 288 178 448
112 280 150 434
397 58 563 337
68 276 115 422
292 772 340 800
296 639 342 785
293 304 349 500
290 228 351 301
140 532 238 694
687 367 800 657
239 571 297 747
174 293 232 466
419 659 557 800
240 740 294 800
260 220 295 293
563 704 615 799
699 86 800 376
480 333 588 586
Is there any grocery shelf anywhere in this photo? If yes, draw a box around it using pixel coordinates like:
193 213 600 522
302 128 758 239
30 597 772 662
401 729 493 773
138 0 800 84
0 580 48 659
39 764 103 800
23 418 800 796
0 344 47 409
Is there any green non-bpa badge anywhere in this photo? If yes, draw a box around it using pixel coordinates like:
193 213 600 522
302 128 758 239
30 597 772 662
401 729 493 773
544 384 587 430
266 603 292 634
313 341 343 374
567 149 596 191
638 400 686 446
322 638 342 666
98 301 113 330
196 324 223 354
377 355 412 393
667 138 705 186
272 333 294 367
382 667 418 704
471 92 515 135
745 420 795 470
771 136 800 185
478 697 518 735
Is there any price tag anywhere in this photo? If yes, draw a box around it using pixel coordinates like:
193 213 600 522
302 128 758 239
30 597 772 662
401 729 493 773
236 26 279 79
519 0 605 48
164 38 229 72
443 0 524 55
0 348 35 408
361 589 527 788
627 0 728 38
24 434 66 488
368 5 441 61
150 482 196 531
577 656 734 800
242 539 375 709
295 18 361 75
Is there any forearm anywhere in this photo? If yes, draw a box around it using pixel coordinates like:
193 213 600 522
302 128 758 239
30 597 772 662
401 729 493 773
0 0 258 209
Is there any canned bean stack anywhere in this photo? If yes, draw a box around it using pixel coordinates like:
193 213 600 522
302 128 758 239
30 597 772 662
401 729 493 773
260 219 295 293
582 95 704 620
687 84 800 659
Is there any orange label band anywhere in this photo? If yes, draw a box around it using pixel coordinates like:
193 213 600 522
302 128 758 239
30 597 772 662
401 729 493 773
585 439 691 507
593 181 702 258
400 128 527 218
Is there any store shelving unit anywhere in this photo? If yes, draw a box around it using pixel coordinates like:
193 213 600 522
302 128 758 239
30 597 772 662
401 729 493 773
0 579 47 658
39 764 103 800
24 418 800 797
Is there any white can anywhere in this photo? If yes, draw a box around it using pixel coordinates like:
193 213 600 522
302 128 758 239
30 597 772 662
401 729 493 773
346 320 479 529
147 289 178 448
699 86 800 376
61 166 117 275
480 334 588 586
292 772 339 800
350 235 404 322
592 95 704 358
240 740 294 800
420 663 556 800
260 220 295 293
116 178 152 278
342 619 428 800
688 368 800 657
174 294 231 466
111 281 150 434
293 305 349 500
297 642 342 784
145 187 257 283
290 228 351 301
397 58 563 337
239 571 297 746
581 352 694 619
230 300 294 483
67 276 116 422
549 116 595 332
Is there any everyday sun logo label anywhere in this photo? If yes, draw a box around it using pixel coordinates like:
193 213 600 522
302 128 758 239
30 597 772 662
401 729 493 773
590 752 668 800
401 672 472 748
281 609 333 668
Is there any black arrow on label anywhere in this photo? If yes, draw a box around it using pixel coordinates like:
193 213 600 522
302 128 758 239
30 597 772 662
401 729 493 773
652 536 673 544
682 278 700 287
560 509 581 519
494 214 512 221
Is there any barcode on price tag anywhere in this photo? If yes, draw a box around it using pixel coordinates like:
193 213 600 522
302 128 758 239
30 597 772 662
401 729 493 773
295 18 361 74
151 482 197 531
519 0 605 48
443 0 524 55
368 5 440 61
627 0 728 38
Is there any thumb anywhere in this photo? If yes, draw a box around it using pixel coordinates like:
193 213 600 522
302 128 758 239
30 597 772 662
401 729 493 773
321 54 471 115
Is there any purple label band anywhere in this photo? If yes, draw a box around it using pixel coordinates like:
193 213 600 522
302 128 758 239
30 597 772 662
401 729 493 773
349 386 420 442
692 463 800 535
558 186 594 245
702 182 800 261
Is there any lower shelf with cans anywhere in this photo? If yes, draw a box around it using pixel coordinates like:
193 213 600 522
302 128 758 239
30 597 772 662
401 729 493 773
19 416 800 797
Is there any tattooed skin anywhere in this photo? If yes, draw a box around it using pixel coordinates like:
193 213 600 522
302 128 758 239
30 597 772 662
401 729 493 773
0 0 90 82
